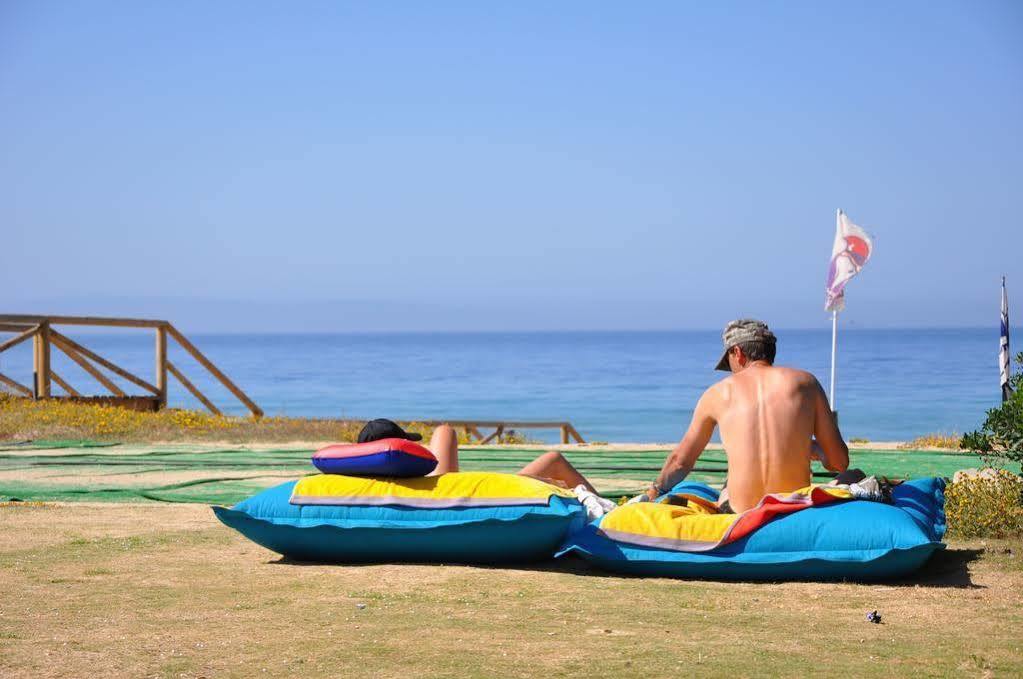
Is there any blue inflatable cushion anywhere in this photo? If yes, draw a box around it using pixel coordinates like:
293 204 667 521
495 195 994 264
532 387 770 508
214 474 586 564
556 478 946 581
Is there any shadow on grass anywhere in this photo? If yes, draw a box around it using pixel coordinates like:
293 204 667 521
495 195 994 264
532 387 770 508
271 548 983 587
271 553 628 579
887 547 983 589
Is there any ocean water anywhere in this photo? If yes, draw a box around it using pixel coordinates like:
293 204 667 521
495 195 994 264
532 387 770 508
0 328 1014 443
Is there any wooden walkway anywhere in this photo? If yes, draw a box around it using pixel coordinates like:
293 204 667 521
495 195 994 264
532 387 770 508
0 316 586 441
0 314 262 417
421 420 585 444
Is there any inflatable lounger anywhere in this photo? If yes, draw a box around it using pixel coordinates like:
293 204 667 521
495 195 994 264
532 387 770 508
556 478 946 581
214 472 585 564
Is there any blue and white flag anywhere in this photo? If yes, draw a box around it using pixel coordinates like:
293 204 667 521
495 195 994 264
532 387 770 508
1002 276 1013 401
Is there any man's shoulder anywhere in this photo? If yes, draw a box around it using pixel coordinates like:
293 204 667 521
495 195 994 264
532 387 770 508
708 366 819 399
705 376 737 407
707 375 734 393
771 365 819 385
769 364 814 378
695 378 725 405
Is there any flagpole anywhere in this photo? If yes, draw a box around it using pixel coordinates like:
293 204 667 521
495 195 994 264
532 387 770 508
830 309 838 411
1002 275 1012 402
829 208 841 416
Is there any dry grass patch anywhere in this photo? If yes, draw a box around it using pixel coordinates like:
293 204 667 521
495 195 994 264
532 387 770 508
0 394 512 445
1 502 1021 678
899 432 963 451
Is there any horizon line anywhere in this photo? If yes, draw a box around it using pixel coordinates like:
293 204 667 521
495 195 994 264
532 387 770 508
47 325 1021 336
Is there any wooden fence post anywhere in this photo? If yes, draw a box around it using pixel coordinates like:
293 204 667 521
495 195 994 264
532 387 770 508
155 325 168 409
34 321 51 398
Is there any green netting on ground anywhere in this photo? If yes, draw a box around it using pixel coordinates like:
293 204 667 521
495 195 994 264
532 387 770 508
0 445 1014 505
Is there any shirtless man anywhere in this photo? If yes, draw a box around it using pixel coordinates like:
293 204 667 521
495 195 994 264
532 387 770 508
640 319 850 513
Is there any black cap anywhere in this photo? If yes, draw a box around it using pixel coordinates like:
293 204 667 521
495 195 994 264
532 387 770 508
357 418 423 444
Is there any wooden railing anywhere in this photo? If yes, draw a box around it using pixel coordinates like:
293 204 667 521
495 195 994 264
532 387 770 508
0 314 262 417
421 420 585 444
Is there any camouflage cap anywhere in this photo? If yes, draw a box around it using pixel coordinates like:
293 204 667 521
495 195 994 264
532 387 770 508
714 319 776 371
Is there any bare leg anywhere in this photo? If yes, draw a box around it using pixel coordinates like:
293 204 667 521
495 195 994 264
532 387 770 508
427 424 458 476
518 451 596 494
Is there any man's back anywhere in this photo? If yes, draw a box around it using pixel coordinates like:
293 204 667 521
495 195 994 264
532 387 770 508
712 364 821 512
646 319 848 512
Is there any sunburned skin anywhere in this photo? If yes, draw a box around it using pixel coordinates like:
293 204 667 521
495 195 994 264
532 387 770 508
650 350 850 513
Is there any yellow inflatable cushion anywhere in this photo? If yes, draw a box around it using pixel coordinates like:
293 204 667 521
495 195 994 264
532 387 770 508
291 471 577 508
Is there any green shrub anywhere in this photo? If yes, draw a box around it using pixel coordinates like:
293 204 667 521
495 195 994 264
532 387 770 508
961 352 1023 465
945 468 1023 538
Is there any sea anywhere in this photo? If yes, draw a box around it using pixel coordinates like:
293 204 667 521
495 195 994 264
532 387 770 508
1 328 1015 443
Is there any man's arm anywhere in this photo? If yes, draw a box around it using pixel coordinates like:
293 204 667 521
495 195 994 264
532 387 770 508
811 379 849 472
644 390 718 500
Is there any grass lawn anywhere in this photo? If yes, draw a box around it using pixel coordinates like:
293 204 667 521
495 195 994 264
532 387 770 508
1 502 1021 678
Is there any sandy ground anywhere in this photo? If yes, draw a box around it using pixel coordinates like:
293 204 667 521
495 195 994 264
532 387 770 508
1 502 1020 678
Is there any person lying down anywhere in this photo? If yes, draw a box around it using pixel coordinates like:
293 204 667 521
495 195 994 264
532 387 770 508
356 418 617 519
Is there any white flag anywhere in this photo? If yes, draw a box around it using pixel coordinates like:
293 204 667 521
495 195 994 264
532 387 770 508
825 210 874 312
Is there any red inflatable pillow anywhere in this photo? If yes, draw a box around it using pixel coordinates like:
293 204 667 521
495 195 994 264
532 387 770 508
312 438 438 477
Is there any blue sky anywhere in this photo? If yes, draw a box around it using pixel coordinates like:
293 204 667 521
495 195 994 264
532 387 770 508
3 1 1021 331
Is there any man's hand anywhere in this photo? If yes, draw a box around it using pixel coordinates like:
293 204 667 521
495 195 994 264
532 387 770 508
812 380 849 472
628 484 662 504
